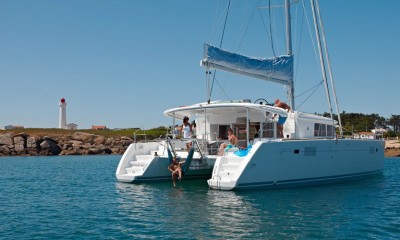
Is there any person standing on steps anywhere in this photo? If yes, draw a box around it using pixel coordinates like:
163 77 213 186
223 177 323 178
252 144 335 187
181 116 193 152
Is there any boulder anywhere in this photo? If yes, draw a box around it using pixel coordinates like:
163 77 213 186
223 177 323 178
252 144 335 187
0 145 11 155
72 132 96 144
88 147 104 155
111 147 120 154
0 133 13 145
40 140 50 149
14 132 28 138
26 137 40 154
120 136 133 141
122 139 133 147
105 138 114 146
27 137 39 148
14 136 25 146
102 147 112 154
66 140 83 150
40 139 62 155
93 135 106 145
120 146 128 153
82 143 92 150
43 136 58 144
14 144 25 153
27 149 39 155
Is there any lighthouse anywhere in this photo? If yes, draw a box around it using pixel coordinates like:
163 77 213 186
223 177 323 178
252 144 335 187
59 98 67 129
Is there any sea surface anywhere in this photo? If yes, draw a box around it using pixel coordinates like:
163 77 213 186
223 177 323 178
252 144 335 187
0 155 399 239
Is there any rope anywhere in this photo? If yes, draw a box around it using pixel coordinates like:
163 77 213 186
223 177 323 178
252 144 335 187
295 80 323 98
296 80 324 110
208 0 231 103
238 1 257 51
294 1 305 84
268 0 276 56
302 0 319 65
257 0 276 56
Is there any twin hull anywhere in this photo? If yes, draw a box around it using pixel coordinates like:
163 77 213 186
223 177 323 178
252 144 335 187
208 139 385 190
116 139 384 190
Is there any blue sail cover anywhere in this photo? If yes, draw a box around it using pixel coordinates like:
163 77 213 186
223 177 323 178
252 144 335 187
201 44 293 86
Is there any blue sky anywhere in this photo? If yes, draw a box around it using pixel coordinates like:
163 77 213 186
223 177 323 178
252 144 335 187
1 0 399 129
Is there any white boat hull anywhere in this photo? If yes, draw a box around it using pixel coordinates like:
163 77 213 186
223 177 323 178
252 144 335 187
116 141 215 183
208 139 384 190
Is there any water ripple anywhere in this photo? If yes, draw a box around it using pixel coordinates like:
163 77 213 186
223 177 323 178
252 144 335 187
0 156 399 239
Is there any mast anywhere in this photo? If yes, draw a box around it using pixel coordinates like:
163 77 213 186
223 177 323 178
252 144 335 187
314 0 343 136
311 0 335 127
285 0 295 110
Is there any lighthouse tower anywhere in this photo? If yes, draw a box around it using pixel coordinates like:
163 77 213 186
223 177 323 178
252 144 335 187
59 98 67 129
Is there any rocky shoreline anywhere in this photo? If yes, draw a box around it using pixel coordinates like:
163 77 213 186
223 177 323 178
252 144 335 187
385 139 400 157
1 131 399 157
0 132 133 156
384 147 400 157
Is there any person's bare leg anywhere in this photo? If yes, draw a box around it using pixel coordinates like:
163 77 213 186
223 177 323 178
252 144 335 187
218 143 225 156
178 169 182 181
172 172 176 187
186 142 192 152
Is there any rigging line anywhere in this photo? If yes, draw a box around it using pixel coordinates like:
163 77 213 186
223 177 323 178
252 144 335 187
207 0 221 43
208 1 231 44
268 0 276 56
239 0 249 46
237 0 258 51
215 75 232 101
293 0 298 49
295 80 323 98
257 3 275 56
218 0 231 48
276 1 285 54
294 0 305 82
208 0 231 103
301 0 319 66
269 1 279 54
296 80 323 110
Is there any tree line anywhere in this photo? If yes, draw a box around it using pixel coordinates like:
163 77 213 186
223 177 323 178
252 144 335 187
322 112 400 137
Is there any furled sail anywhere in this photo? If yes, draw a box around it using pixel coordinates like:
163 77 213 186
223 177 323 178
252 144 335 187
201 44 293 86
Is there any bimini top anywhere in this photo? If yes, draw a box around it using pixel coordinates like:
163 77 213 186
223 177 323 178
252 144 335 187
163 100 289 120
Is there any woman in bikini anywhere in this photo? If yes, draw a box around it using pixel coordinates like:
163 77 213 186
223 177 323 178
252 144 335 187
218 128 238 156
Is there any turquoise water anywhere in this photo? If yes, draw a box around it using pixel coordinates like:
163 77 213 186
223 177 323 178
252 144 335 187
0 156 399 239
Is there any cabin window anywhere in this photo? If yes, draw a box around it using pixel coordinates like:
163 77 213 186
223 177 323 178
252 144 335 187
327 125 334 137
321 124 326 136
314 123 335 137
260 122 274 138
314 123 321 136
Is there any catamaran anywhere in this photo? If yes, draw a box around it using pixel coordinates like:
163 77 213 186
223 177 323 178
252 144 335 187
116 0 384 190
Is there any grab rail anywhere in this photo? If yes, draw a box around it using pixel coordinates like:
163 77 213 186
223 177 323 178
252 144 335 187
166 138 177 158
181 138 204 159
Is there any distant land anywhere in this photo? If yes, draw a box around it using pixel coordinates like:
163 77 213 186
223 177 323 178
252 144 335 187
0 128 399 157
0 127 166 157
